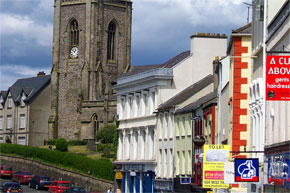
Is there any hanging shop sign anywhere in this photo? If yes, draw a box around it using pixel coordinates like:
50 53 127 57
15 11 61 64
267 153 290 189
235 158 259 182
193 135 206 146
202 145 230 189
266 55 290 101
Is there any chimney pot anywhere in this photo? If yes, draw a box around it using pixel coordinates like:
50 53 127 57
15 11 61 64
37 71 46 77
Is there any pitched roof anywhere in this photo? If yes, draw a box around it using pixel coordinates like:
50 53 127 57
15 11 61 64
232 22 252 34
158 74 214 111
8 75 51 104
119 50 190 79
161 51 190 68
175 91 217 114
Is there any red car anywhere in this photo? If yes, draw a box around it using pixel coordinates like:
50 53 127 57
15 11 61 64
0 165 13 178
49 181 71 193
12 171 34 184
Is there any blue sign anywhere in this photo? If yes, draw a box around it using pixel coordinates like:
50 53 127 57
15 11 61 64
235 158 259 182
180 177 191 184
267 152 290 189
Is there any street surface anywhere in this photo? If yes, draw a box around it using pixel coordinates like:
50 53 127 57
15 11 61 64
0 178 47 193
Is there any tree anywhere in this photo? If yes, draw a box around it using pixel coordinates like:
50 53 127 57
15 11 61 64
96 124 117 144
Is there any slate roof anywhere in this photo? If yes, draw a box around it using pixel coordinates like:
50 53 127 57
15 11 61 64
119 50 190 79
232 22 252 34
8 75 51 104
175 91 217 114
0 91 8 99
158 74 214 111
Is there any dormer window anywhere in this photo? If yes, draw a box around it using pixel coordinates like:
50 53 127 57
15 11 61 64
8 97 12 109
20 95 26 107
0 96 3 109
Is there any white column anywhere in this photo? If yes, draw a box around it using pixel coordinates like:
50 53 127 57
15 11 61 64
145 128 149 160
129 129 134 160
122 130 126 160
117 131 123 160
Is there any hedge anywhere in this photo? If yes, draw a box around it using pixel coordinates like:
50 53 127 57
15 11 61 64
0 144 114 181
45 139 87 146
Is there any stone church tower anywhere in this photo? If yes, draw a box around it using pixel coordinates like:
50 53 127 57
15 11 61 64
49 0 132 140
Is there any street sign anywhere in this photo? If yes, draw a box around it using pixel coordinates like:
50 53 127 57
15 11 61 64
180 177 191 184
202 145 230 189
235 158 259 182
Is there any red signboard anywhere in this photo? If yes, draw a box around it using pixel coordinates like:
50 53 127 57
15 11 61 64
266 55 290 101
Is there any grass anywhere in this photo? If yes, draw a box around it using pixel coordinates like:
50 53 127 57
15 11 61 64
41 145 104 160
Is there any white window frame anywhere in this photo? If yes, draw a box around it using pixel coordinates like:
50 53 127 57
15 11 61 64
18 137 26 145
7 115 12 129
20 95 26 107
8 98 12 109
0 116 3 131
20 114 26 129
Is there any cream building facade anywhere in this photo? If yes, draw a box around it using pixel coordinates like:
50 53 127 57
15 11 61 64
0 73 51 146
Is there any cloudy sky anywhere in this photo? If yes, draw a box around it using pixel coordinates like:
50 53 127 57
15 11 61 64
0 0 250 90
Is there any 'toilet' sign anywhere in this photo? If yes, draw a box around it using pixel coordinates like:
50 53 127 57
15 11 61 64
266 55 290 101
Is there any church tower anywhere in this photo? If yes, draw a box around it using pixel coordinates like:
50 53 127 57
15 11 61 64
49 0 132 140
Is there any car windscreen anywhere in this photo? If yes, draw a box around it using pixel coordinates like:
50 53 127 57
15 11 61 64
59 183 70 187
40 177 51 182
5 183 21 188
3 167 12 171
23 172 32 175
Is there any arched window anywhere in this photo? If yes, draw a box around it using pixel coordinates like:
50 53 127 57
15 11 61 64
107 21 116 60
70 19 79 47
94 115 99 138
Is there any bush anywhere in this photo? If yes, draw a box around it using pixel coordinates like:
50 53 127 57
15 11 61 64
68 140 87 146
0 143 114 181
96 124 117 144
55 138 68 152
97 144 112 152
46 139 56 145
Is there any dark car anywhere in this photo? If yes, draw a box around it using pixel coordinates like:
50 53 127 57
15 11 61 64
0 182 23 193
29 175 51 190
63 187 86 193
12 170 33 184
0 166 13 178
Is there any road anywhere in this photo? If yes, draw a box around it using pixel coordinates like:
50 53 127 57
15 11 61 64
0 178 47 193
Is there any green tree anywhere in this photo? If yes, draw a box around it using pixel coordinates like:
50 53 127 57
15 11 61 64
96 124 116 144
55 138 68 152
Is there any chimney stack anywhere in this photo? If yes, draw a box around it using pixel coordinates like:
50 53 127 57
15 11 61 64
37 71 46 77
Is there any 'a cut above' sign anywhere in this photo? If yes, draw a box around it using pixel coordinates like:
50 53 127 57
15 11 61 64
266 55 290 101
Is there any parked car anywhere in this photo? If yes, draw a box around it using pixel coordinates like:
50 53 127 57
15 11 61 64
0 182 23 193
0 166 13 178
29 175 51 190
12 170 33 184
63 187 86 193
49 181 71 193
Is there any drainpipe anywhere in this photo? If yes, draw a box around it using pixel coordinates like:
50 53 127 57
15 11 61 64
261 0 268 191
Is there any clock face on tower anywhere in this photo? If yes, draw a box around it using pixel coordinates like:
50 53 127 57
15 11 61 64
70 47 79 59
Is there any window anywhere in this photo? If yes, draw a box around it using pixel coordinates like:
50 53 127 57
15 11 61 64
159 114 163 139
7 115 12 129
20 95 25 107
19 114 25 129
18 137 26 145
0 137 3 143
70 19 79 47
8 97 12 109
107 21 116 60
182 117 185 136
176 118 180 137
0 96 3 109
0 116 2 130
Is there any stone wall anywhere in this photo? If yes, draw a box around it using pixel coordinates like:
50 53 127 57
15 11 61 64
0 155 113 193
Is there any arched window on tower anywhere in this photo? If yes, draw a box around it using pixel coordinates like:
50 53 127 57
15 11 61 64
70 19 79 47
107 21 116 60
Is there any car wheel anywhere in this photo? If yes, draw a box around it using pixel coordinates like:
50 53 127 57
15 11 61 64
28 182 32 188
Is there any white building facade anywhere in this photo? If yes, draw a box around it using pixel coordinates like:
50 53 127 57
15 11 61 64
114 67 174 193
